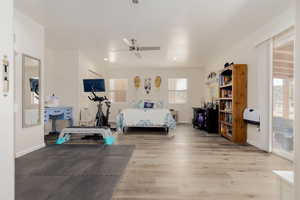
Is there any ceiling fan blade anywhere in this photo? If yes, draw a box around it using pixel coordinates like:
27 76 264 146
110 48 129 53
123 38 132 46
139 46 161 51
134 52 142 58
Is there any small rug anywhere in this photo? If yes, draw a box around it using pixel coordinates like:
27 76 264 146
16 144 134 200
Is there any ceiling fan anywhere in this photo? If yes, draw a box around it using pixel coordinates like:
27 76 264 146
112 38 161 58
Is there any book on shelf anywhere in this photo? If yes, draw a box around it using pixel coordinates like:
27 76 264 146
220 124 233 136
220 101 232 111
219 75 232 86
223 113 232 124
220 114 232 125
220 89 232 98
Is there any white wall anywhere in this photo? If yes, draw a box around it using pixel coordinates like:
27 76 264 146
78 52 107 118
44 55 204 125
294 1 299 199
107 67 205 123
204 8 295 151
0 0 14 199
14 10 45 157
44 49 80 125
44 50 106 129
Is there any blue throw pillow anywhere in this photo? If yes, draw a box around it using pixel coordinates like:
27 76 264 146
144 102 154 109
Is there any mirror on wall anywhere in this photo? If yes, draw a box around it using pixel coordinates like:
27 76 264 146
22 55 41 128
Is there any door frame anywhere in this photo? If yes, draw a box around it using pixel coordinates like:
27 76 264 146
269 32 295 161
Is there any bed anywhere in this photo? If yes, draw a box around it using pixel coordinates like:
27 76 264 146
116 108 176 134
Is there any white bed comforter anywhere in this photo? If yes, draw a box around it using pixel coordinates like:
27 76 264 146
116 108 176 130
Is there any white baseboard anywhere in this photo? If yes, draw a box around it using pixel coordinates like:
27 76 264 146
177 121 190 124
247 139 270 153
247 139 256 147
109 121 191 125
15 143 46 158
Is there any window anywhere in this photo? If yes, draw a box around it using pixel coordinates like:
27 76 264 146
109 79 128 103
168 78 187 104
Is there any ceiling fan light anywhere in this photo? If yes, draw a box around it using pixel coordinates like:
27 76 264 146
123 38 132 46
132 0 139 4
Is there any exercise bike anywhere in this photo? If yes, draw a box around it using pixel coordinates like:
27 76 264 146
88 91 111 128
81 91 112 141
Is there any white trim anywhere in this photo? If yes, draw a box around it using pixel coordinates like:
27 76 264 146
268 40 274 153
293 39 296 155
109 120 189 124
177 121 190 124
107 66 204 70
256 39 272 152
270 34 296 159
273 149 294 162
273 170 294 185
247 139 269 153
247 139 257 148
255 24 295 47
15 143 46 158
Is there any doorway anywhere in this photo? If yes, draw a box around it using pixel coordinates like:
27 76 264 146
271 28 295 160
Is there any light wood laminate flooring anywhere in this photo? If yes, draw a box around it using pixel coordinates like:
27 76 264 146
112 125 292 200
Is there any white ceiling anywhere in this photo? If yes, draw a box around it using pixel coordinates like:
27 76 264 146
15 0 293 68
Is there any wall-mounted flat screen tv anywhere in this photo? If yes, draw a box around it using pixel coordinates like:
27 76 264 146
83 79 105 92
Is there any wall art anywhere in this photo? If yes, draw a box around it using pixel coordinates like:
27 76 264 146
154 76 162 88
144 78 152 94
134 76 141 89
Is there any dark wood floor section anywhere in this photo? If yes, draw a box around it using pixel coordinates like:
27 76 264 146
112 125 292 200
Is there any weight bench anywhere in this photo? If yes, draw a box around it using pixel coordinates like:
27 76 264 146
56 127 113 144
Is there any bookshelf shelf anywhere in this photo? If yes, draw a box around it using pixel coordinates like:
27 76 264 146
219 98 232 100
218 64 247 144
220 121 232 126
219 110 232 114
219 83 232 88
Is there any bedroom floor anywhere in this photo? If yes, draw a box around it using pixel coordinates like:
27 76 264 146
112 124 292 200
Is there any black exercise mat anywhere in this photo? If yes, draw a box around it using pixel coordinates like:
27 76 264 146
16 144 134 200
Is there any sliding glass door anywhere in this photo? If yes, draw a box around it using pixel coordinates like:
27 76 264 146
272 28 295 159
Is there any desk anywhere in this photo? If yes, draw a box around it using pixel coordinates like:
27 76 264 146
44 106 73 134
